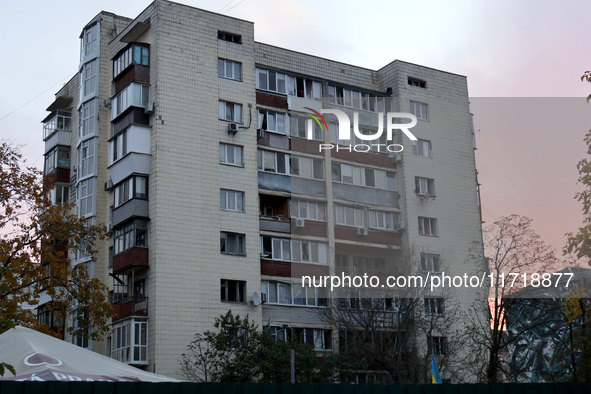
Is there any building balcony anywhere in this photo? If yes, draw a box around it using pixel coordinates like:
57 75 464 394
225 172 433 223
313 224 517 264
112 247 149 274
112 199 149 227
42 111 72 141
44 168 70 184
259 217 291 233
113 295 148 320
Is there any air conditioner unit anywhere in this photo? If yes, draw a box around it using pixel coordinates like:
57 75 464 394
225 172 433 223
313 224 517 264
295 218 305 228
144 102 154 114
104 97 111 108
260 292 268 303
392 153 402 165
395 221 406 231
356 227 368 236
228 123 239 135
257 128 265 139
105 224 112 233
104 179 113 191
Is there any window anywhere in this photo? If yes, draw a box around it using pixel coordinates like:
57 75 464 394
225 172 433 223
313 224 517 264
219 143 243 166
78 138 96 178
78 178 95 217
293 283 328 307
111 83 150 119
415 177 435 197
220 232 245 255
335 204 365 227
110 131 128 163
290 114 322 141
293 200 326 221
328 85 385 112
218 31 242 44
111 319 148 364
44 146 70 175
43 110 72 139
408 77 426 88
429 336 448 356
256 68 286 94
260 236 291 261
220 189 244 212
271 326 332 351
81 23 99 60
80 60 98 99
113 44 150 78
258 109 287 133
79 99 98 138
261 281 292 304
413 139 432 158
291 240 328 264
113 219 148 255
51 184 70 205
290 156 324 180
221 279 246 303
410 101 429 121
286 76 321 100
332 163 396 190
218 101 242 122
421 253 441 273
330 126 389 152
369 210 398 230
424 298 444 315
418 217 438 236
114 176 148 208
257 149 289 174
218 58 242 81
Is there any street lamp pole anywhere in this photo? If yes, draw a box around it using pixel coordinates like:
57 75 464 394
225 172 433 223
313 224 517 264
282 324 295 383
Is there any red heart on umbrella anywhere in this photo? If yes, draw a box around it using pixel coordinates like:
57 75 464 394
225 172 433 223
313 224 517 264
24 353 63 366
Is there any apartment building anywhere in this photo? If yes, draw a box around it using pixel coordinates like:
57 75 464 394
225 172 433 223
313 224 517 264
40 0 484 380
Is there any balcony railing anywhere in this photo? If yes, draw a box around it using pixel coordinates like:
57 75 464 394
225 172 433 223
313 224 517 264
113 295 148 320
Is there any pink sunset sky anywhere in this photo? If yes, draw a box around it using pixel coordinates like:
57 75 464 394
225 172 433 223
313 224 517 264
1 0 590 261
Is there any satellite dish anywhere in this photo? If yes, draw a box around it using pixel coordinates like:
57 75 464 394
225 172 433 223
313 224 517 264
252 292 261 306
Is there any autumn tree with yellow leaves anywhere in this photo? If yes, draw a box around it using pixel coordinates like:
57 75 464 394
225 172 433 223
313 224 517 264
0 141 112 342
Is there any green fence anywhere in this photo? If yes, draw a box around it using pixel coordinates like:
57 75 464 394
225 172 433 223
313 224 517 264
1 382 591 394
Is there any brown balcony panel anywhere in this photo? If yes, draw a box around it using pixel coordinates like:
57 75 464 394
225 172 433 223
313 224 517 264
332 148 393 167
113 247 149 274
292 220 327 238
290 137 323 156
115 65 150 92
112 107 149 135
257 131 289 150
46 168 70 184
261 259 291 277
259 218 291 233
256 91 288 109
334 227 402 246
113 296 148 320
291 262 330 278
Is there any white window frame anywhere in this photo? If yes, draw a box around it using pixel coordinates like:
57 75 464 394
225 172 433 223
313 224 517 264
111 319 148 364
257 149 290 174
415 177 435 197
410 100 429 121
293 283 328 307
220 189 244 212
418 217 438 236
290 156 324 180
335 204 365 228
293 200 326 221
79 99 98 138
110 131 128 164
218 58 242 81
430 336 448 356
291 240 328 264
111 83 150 120
369 210 398 230
413 139 432 158
218 100 243 122
81 23 99 60
421 253 441 273
219 143 243 167
290 114 322 141
261 280 292 305
256 68 286 94
78 178 95 217
258 109 288 134
424 298 444 315
80 60 98 100
78 138 96 179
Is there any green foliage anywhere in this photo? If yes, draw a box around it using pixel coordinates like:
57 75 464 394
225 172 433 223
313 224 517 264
180 311 323 383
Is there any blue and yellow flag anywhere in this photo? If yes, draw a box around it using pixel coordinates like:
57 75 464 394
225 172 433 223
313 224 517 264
432 355 442 384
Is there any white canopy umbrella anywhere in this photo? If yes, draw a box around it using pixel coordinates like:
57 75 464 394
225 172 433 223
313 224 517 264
0 326 182 382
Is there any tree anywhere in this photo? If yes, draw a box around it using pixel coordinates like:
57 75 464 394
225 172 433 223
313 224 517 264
316 246 461 384
180 311 321 383
0 141 112 341
461 215 558 382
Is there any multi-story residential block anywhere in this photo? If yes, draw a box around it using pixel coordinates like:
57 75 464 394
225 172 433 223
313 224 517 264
40 0 484 381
